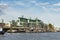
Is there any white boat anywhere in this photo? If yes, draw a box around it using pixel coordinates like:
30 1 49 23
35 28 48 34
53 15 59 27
0 27 5 34
0 20 5 34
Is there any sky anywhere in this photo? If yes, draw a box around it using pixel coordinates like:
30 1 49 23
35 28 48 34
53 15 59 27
0 0 60 28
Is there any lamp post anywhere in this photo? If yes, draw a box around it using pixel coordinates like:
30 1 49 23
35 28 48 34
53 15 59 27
9 21 12 33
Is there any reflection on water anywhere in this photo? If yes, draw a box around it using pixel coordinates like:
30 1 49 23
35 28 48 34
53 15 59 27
0 32 60 40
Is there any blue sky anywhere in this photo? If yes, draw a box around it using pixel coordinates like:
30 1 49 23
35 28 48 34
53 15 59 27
0 0 60 28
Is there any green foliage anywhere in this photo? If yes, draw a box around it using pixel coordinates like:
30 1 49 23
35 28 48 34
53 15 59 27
48 23 55 31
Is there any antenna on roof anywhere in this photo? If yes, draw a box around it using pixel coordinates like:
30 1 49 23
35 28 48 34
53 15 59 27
29 17 31 20
21 15 24 18
2 19 4 23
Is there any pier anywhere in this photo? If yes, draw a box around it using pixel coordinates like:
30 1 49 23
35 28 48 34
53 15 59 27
3 26 44 33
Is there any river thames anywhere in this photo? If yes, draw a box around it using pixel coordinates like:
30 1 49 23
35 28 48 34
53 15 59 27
0 32 60 40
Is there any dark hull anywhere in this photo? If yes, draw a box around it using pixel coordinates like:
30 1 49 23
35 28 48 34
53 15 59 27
0 31 5 35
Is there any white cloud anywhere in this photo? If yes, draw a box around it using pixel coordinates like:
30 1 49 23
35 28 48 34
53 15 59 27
0 3 8 9
52 8 60 11
1 5 60 28
0 1 60 28
53 3 60 6
30 0 36 4
0 3 7 6
15 2 25 6
13 0 50 8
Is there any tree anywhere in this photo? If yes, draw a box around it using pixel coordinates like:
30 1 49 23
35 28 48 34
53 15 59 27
48 24 55 32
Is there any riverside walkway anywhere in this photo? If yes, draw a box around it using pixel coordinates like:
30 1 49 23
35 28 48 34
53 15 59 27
3 27 30 32
3 26 43 33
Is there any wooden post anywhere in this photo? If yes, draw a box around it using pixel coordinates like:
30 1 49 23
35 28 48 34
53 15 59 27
10 21 12 33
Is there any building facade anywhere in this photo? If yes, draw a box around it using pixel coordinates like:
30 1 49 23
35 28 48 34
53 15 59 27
17 17 28 27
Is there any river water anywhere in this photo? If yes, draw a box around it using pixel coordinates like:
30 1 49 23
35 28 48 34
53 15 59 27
0 32 60 40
